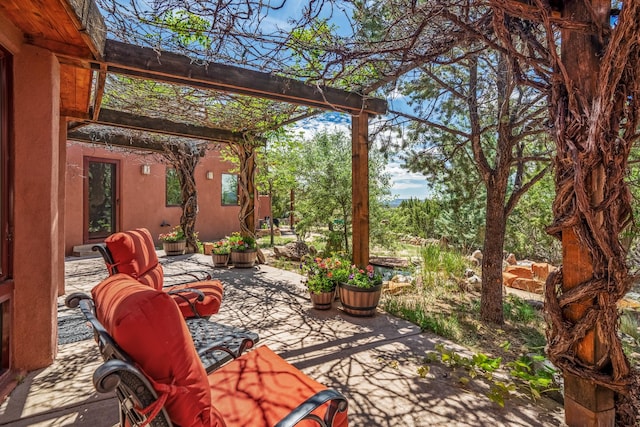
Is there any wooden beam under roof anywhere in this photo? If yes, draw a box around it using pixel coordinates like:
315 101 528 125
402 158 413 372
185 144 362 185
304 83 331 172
63 40 387 116
89 108 250 144
68 129 170 153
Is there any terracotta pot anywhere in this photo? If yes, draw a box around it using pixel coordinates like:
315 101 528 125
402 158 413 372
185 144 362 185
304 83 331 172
203 242 215 255
337 282 382 317
162 240 186 256
310 290 335 310
212 253 229 267
231 249 257 268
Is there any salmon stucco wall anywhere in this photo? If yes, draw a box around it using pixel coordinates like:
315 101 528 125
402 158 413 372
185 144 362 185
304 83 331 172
65 143 268 253
12 44 61 370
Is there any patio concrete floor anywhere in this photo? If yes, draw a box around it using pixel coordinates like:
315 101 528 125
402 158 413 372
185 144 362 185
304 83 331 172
0 254 565 426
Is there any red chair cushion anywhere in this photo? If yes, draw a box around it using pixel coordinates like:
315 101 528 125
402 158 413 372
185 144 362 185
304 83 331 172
209 346 348 427
91 274 224 427
168 280 224 318
105 228 164 289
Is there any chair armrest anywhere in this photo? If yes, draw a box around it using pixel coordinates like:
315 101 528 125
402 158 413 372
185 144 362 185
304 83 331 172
274 389 348 427
166 287 205 318
65 292 92 309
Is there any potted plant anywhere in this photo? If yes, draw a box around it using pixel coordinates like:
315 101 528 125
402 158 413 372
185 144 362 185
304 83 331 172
301 256 349 310
158 226 186 256
338 264 383 316
211 239 230 267
228 232 257 268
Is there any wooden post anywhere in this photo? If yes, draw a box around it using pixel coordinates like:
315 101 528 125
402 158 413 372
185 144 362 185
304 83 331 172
351 113 369 267
560 1 614 425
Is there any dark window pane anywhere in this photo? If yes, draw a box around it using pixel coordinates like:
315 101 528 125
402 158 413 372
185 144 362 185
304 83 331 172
88 162 116 239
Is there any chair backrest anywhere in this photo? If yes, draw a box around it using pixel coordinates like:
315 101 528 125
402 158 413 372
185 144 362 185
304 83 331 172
103 228 165 289
91 273 225 426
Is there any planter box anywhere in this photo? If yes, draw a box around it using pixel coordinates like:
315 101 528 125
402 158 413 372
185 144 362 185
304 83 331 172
212 253 229 267
231 250 257 268
162 240 186 256
338 282 382 317
310 291 334 310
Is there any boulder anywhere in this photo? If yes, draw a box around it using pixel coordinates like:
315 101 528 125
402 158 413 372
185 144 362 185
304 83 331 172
502 272 519 287
472 250 483 261
504 265 533 280
506 253 517 265
510 278 544 294
273 241 309 261
532 262 555 281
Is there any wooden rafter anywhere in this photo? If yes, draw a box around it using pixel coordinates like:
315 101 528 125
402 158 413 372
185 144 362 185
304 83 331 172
90 65 107 121
87 108 250 144
58 40 388 116
68 129 170 152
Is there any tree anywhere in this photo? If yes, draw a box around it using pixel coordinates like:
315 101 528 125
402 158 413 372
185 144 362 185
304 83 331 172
400 49 551 324
293 127 390 254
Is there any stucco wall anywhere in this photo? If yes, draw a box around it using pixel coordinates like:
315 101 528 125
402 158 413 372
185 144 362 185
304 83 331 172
65 143 269 253
12 44 61 370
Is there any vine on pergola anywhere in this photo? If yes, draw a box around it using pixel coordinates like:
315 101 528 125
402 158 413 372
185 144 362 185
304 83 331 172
161 141 207 253
227 137 260 239
489 1 640 422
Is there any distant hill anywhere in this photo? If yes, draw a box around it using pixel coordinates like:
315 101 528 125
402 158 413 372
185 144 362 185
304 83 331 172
387 198 408 208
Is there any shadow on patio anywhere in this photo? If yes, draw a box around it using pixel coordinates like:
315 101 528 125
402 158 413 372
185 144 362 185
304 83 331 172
1 254 564 426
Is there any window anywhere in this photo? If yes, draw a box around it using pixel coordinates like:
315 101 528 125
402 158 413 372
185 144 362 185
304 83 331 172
221 174 239 205
166 168 181 206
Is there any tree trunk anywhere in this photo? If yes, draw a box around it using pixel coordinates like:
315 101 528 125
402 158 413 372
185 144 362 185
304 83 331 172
480 182 506 324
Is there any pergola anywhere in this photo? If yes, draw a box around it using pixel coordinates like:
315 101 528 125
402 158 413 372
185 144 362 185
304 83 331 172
1 0 638 426
12 1 388 265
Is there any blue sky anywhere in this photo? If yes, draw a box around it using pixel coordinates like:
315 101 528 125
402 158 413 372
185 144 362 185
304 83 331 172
294 112 432 200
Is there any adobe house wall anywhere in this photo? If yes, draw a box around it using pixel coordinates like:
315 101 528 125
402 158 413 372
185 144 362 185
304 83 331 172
12 43 62 370
65 143 255 253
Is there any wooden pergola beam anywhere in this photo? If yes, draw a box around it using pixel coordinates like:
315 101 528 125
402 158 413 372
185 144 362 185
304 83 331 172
67 129 170 152
91 108 249 144
75 40 387 116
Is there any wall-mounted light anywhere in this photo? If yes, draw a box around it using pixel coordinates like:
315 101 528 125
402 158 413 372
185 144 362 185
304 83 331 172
141 164 151 175
206 171 214 180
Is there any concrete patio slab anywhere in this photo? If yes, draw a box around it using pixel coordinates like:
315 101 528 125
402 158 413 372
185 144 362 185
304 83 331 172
0 254 565 426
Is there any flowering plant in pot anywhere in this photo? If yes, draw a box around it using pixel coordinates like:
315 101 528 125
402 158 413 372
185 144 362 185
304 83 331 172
159 226 187 256
301 256 349 310
211 239 230 267
211 239 230 255
228 232 257 268
227 232 257 252
338 264 383 316
158 225 185 243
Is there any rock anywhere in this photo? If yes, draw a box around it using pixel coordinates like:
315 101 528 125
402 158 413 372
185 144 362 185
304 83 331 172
386 281 413 295
273 241 309 261
472 250 483 261
506 253 517 265
391 274 412 283
468 275 481 284
532 262 555 281
504 265 533 280
502 272 519 287
510 278 544 294
369 256 410 269
467 256 480 266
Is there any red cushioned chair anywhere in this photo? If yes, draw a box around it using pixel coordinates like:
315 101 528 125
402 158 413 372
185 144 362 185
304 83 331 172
84 274 348 427
95 227 223 319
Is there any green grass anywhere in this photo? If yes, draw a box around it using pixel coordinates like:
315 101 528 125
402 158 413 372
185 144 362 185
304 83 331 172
256 235 296 248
